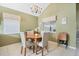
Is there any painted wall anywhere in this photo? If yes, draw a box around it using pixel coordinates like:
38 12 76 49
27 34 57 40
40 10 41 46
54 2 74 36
76 4 79 30
0 34 20 47
0 6 38 46
38 3 76 48
0 13 2 33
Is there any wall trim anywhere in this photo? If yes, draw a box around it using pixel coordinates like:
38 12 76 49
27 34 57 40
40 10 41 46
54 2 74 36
49 41 76 50
68 46 76 50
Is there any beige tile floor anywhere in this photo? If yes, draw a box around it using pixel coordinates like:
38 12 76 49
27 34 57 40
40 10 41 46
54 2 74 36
0 41 77 56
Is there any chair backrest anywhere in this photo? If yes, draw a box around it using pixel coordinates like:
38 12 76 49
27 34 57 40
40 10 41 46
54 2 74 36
26 31 34 42
27 31 34 37
20 32 26 47
58 32 68 41
41 31 50 47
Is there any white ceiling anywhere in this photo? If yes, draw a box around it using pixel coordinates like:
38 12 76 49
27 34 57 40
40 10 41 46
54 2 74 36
0 3 49 16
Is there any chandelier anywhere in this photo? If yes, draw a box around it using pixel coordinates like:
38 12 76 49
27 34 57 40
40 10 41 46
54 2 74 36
30 4 42 15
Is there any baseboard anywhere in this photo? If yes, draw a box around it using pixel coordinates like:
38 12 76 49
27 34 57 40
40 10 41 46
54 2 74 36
59 45 76 50
68 46 76 50
49 41 76 50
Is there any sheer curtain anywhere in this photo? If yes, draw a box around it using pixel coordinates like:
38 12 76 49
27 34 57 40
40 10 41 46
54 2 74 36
3 13 20 34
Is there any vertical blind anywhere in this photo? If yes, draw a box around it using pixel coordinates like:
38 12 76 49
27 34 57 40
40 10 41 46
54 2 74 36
3 13 20 34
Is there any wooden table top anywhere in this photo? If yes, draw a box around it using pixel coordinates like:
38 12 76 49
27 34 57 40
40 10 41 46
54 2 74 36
26 33 42 39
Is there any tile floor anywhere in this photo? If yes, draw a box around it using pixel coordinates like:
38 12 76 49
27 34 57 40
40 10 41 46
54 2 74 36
76 40 79 56
0 41 77 56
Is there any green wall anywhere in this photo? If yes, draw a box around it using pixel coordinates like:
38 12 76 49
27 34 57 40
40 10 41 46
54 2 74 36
0 12 2 33
76 4 79 30
0 34 20 47
38 3 76 48
0 6 38 46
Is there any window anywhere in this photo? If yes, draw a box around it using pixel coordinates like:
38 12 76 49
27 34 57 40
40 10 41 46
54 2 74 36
3 13 20 34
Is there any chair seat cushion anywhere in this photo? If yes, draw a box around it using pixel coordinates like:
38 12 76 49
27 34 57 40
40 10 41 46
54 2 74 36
21 39 34 47
26 41 34 47
37 41 43 47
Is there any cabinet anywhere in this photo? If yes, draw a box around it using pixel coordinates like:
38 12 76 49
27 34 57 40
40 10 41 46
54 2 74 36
39 16 56 33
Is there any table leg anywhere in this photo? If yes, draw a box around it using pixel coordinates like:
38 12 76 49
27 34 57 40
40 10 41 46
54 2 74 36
35 38 37 54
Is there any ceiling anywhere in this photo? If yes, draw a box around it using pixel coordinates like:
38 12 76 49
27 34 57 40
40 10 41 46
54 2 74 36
0 3 49 16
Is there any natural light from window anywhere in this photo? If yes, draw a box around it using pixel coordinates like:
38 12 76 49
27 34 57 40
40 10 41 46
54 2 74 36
3 13 20 34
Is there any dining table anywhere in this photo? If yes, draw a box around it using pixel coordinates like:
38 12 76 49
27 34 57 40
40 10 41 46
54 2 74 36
25 32 42 54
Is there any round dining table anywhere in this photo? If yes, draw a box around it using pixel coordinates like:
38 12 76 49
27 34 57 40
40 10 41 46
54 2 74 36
25 32 42 54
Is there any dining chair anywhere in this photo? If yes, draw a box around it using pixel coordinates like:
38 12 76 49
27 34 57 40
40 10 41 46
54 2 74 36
26 30 35 43
20 32 35 56
36 31 49 56
57 32 69 48
27 30 34 37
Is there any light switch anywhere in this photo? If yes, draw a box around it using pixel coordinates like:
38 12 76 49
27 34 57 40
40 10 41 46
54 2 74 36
62 17 67 24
